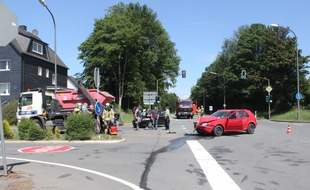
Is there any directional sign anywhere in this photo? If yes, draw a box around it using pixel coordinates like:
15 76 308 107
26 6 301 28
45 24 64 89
143 91 157 105
18 146 74 153
295 93 302 100
0 2 18 46
95 101 103 115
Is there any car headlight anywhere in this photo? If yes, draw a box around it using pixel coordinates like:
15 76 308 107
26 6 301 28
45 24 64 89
201 122 208 127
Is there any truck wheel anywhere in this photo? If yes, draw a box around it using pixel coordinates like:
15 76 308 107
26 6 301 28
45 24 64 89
33 119 43 129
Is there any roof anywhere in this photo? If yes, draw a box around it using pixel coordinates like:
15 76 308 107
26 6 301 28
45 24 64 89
10 25 68 69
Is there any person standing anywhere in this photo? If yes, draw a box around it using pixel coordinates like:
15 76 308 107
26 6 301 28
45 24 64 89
82 103 88 114
102 103 114 134
200 105 204 117
165 106 170 133
134 106 141 130
151 106 160 130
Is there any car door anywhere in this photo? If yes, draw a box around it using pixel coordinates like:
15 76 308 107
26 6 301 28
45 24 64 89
226 111 243 131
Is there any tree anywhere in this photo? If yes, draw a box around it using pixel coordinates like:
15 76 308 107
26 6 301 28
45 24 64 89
77 3 180 110
191 23 309 114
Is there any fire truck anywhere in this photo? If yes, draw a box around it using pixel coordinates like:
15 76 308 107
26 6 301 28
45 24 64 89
176 99 197 119
16 81 117 131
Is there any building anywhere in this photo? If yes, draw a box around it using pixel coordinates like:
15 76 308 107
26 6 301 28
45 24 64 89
0 25 68 103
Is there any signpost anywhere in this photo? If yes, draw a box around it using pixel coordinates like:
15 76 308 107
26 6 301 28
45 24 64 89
0 1 18 176
94 68 101 133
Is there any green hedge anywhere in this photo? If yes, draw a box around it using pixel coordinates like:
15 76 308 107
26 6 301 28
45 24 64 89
2 99 18 125
65 113 96 141
17 118 46 140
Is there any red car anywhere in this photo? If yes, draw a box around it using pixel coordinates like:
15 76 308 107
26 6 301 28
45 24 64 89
193 109 257 136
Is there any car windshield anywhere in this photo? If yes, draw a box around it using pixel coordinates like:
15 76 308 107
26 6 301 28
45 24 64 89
211 111 232 118
20 94 32 106
179 101 192 107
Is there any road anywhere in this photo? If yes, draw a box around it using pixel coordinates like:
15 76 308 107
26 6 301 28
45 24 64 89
1 116 310 190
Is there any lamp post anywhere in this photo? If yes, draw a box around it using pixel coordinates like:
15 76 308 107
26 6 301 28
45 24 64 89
39 0 57 93
156 77 166 97
210 72 226 109
271 24 300 120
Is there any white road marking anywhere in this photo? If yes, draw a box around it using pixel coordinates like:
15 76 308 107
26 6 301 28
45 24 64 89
4 157 142 190
186 140 241 190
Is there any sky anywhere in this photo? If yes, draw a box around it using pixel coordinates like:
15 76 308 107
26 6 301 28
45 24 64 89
2 0 310 99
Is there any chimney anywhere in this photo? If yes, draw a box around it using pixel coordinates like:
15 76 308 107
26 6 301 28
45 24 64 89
19 25 27 31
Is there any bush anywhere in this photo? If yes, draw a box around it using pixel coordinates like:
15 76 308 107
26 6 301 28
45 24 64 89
65 113 95 141
27 125 46 141
3 119 14 139
17 118 46 140
2 99 18 125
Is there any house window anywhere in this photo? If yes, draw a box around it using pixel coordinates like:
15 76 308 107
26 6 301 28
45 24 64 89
0 60 11 71
32 41 43 55
52 74 55 85
46 69 49 78
38 66 42 76
0 83 10 95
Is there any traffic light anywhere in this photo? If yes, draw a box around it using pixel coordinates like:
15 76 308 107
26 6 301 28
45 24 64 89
240 70 246 79
266 95 272 104
182 70 186 78
156 96 161 104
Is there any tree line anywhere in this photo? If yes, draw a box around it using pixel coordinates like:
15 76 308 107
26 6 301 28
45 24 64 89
191 24 310 115
74 3 310 115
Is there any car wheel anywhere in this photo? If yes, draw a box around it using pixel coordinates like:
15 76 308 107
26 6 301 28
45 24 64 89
246 123 255 134
213 125 223 136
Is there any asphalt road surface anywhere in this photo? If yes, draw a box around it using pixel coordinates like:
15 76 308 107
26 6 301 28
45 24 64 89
1 115 310 190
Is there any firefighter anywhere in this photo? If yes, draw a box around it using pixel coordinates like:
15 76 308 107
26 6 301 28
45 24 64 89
74 103 82 114
102 103 115 134
200 106 204 116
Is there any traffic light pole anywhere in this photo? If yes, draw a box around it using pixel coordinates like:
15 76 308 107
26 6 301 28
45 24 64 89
241 70 271 120
156 70 186 102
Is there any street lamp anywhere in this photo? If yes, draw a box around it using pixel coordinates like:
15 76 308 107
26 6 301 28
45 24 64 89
271 24 300 120
156 77 166 97
39 0 57 93
210 72 226 109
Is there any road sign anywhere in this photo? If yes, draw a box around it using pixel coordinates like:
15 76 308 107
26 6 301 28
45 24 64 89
143 91 157 105
95 101 103 115
209 106 213 111
0 2 18 46
18 146 74 153
266 86 272 92
295 93 302 100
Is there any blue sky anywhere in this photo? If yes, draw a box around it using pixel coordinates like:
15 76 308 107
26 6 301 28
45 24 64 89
2 0 310 99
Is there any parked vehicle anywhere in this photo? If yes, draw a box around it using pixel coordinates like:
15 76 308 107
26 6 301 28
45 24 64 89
193 109 257 136
16 82 116 131
176 99 196 119
137 110 166 128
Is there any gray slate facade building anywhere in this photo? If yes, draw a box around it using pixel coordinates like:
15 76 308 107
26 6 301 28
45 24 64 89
0 25 68 103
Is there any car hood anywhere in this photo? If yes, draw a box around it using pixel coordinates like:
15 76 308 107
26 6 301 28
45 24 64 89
196 116 222 124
